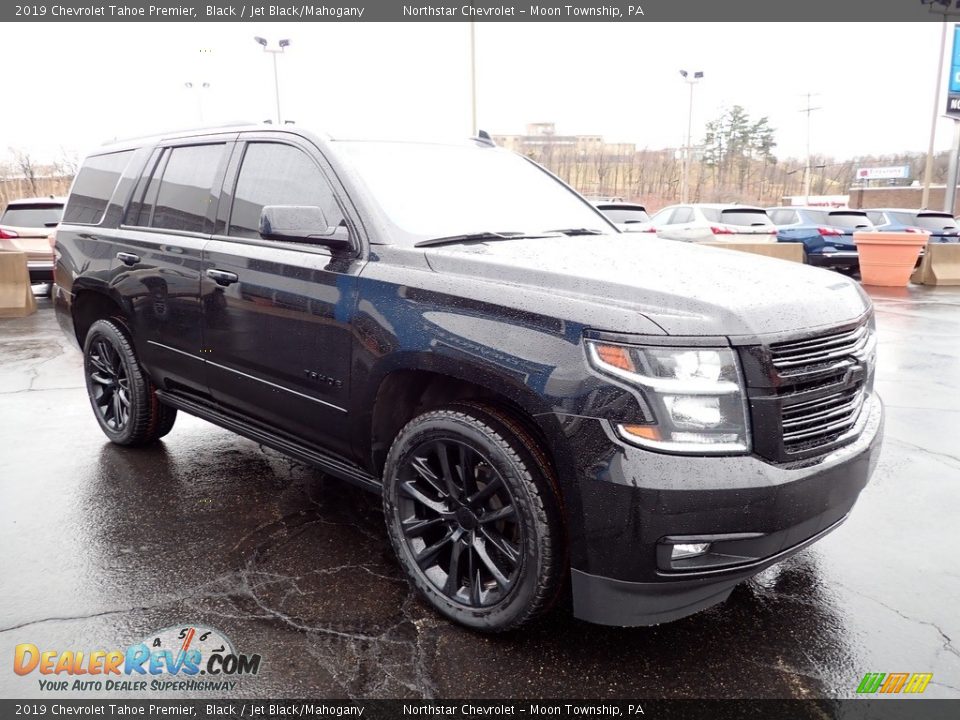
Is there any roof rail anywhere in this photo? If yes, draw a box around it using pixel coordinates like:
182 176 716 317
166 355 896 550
101 121 258 145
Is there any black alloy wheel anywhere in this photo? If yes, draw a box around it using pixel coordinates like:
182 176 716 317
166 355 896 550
383 403 565 632
396 438 523 607
82 318 177 446
87 335 131 432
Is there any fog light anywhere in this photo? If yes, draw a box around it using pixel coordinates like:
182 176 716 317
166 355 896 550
671 543 711 559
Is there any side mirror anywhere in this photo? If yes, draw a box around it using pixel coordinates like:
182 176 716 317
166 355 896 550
259 205 352 250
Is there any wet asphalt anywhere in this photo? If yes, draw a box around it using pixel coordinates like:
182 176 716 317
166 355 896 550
0 286 958 701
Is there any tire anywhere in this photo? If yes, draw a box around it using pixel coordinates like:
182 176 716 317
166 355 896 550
382 402 565 632
82 318 177 446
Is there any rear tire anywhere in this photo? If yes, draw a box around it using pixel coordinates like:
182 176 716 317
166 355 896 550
383 402 564 632
82 318 177 446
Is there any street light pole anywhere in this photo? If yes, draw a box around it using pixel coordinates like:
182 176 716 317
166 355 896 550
469 20 478 135
800 92 821 205
679 70 703 204
184 82 210 124
922 16 949 209
254 37 290 125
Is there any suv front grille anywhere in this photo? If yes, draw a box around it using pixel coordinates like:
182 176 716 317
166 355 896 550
781 386 866 453
739 314 876 462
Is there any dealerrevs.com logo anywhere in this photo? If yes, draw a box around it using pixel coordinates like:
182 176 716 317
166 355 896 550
13 625 261 693
856 672 932 694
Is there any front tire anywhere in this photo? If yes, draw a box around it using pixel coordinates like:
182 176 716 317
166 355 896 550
83 318 177 446
383 403 564 632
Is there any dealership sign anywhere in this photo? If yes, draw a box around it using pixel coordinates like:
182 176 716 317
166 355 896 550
856 166 910 181
947 24 960 118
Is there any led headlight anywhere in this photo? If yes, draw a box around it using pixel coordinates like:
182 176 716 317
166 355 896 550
587 342 751 454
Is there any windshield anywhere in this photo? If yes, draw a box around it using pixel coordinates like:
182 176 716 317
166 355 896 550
805 210 873 229
1 203 63 228
701 208 774 227
598 207 651 224
335 141 614 244
914 213 957 232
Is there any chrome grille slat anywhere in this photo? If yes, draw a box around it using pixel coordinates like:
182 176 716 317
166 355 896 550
782 395 862 430
772 330 868 369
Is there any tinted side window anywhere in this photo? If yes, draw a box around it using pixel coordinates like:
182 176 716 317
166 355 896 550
124 148 164 227
63 151 134 225
229 143 345 240
151 144 225 233
671 207 694 224
651 208 674 225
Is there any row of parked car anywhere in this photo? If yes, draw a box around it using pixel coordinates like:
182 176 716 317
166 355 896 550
1 192 957 286
591 199 960 274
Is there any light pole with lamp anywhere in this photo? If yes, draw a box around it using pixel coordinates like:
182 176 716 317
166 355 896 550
679 70 703 204
254 36 290 125
184 82 210 124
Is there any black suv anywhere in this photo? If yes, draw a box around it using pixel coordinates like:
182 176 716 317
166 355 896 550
54 125 883 631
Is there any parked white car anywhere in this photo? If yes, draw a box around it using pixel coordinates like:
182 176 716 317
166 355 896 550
647 203 778 243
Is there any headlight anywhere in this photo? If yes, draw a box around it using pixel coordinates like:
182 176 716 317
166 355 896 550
586 342 750 454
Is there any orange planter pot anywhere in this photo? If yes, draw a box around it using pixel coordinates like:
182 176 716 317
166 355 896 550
853 231 928 287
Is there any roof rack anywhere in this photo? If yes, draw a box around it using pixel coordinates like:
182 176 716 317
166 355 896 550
101 121 258 145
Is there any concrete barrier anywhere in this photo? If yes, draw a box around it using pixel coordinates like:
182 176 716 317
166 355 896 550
910 243 960 286
701 241 805 263
0 252 37 318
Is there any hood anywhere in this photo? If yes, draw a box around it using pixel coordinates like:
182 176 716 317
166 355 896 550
424 234 870 337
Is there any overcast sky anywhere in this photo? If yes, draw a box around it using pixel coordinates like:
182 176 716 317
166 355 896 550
4 21 954 165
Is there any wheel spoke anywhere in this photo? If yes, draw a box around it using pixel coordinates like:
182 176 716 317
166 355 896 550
399 480 449 515
442 537 465 596
401 515 445 538
89 355 111 376
479 526 520 567
415 528 459 569
468 545 482 606
479 504 516 525
467 476 503 506
409 456 448 499
434 442 461 500
457 445 479 498
90 372 112 386
472 535 511 590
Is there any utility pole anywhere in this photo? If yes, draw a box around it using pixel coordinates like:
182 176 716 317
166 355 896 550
799 93 821 204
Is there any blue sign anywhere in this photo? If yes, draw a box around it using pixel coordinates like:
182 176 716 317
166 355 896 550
951 24 960 93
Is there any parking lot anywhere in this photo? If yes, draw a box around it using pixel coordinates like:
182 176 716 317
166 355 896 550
1 286 958 700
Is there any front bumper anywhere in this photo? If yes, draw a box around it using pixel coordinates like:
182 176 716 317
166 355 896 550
807 250 859 270
564 393 883 626
27 260 54 284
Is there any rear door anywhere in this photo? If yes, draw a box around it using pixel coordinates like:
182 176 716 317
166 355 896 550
657 206 699 241
201 135 364 457
112 138 234 394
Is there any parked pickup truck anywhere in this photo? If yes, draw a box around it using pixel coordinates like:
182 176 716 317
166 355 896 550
54 125 883 631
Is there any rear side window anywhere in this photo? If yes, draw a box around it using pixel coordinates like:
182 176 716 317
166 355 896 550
151 144 225 233
63 151 133 225
0 203 63 228
228 142 344 240
670 207 694 224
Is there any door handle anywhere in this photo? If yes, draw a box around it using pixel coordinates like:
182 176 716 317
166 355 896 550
206 268 239 286
116 252 140 266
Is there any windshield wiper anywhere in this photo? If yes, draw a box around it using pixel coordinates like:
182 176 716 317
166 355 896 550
545 227 606 236
414 231 550 248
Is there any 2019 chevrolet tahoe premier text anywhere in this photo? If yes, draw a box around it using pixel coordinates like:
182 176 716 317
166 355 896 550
54 125 883 631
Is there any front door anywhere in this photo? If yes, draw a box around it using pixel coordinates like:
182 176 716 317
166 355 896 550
201 138 362 457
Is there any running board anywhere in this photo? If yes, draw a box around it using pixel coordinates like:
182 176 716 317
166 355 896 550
156 390 382 494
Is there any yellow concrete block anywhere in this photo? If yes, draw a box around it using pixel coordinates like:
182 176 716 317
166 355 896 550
911 244 960 286
0 252 37 318
701 242 805 263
